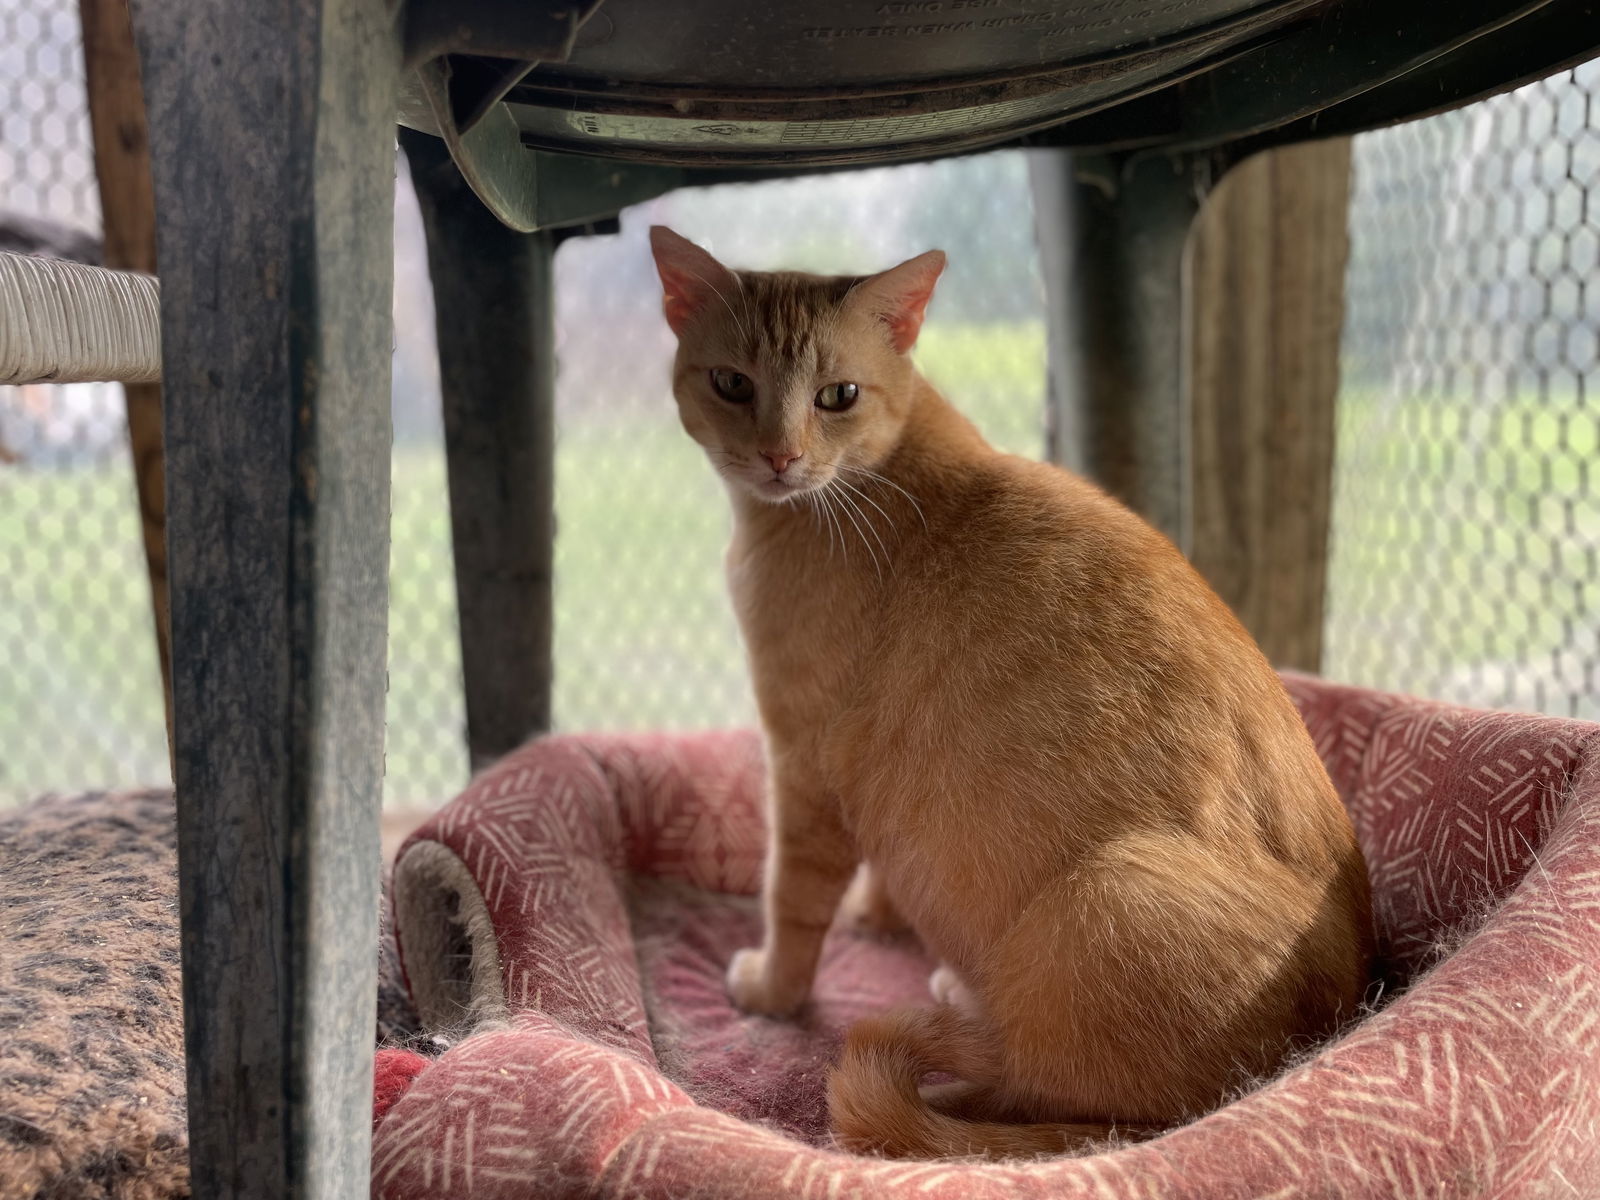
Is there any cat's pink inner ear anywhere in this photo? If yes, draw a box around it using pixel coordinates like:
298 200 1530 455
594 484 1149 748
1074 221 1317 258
861 250 947 353
649 226 734 336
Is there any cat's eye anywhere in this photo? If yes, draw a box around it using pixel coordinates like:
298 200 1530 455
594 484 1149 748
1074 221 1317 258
711 369 755 403
815 382 860 412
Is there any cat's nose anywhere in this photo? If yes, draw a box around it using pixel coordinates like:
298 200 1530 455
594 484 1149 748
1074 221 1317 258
762 449 801 475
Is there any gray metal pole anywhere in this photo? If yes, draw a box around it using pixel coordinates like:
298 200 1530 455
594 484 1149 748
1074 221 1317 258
1030 150 1215 554
403 128 556 771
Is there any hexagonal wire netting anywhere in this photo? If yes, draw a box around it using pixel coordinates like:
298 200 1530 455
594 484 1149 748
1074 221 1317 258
1 0 156 800
1322 60 1600 719
0 0 1595 805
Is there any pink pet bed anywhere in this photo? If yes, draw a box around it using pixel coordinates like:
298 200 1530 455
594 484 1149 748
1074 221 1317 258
373 673 1600 1197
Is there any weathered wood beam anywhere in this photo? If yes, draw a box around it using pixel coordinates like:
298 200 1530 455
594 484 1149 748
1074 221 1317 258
1187 140 1352 671
131 0 400 1193
79 0 171 756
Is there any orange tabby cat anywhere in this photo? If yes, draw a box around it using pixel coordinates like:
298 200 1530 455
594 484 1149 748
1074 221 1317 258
649 225 1373 1159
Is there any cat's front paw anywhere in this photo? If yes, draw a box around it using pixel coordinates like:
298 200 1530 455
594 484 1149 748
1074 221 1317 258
929 963 977 1013
726 947 806 1017
839 866 911 937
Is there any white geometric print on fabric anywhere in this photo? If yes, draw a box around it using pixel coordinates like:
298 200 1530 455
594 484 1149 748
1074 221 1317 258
377 676 1600 1197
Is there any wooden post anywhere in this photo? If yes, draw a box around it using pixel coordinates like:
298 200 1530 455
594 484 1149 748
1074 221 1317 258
1186 141 1351 671
402 128 555 770
78 0 171 757
131 0 400 1194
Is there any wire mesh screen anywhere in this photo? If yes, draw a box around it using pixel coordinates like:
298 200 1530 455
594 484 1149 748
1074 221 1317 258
0 0 1045 805
0 0 97 229
1324 61 1600 719
1 0 1594 806
0 0 470 805
0 0 162 802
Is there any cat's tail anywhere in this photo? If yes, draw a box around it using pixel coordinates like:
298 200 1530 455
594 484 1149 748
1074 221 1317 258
828 1006 1143 1160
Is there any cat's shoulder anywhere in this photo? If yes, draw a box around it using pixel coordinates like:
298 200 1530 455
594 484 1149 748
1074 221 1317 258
924 451 1180 594
954 451 1130 531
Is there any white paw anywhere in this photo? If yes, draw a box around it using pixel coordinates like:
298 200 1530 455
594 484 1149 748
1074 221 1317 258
726 947 805 1017
839 866 911 936
929 964 975 1012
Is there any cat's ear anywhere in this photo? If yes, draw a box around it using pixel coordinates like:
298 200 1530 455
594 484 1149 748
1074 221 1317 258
649 226 738 337
848 250 946 353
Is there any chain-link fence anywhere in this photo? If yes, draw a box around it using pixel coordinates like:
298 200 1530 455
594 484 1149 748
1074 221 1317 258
0 0 162 800
2 0 1595 805
0 0 1046 806
0 0 96 229
0 0 473 805
1324 61 1600 719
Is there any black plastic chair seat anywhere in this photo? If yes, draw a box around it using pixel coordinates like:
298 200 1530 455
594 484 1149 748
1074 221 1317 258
500 0 1323 164
406 0 1600 172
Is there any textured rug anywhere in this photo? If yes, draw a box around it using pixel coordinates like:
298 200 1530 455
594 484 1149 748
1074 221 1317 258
0 790 420 1200
0 790 185 1200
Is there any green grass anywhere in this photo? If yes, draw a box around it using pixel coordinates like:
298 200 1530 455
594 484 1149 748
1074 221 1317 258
5 323 1593 804
916 320 1047 458
0 322 1046 807
0 461 168 801
1324 387 1600 677
0 446 482 807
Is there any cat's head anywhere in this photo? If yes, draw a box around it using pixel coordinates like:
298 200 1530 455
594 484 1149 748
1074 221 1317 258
649 225 944 504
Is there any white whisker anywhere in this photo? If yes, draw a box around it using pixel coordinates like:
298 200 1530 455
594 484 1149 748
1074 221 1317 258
821 489 844 562
831 486 883 581
806 486 844 566
833 475 897 541
838 464 928 531
832 478 892 574
802 491 828 547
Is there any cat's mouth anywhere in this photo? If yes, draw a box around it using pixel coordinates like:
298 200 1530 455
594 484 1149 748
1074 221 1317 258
754 473 819 503
715 452 830 503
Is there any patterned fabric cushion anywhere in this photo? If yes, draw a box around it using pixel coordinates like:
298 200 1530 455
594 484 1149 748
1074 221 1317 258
377 674 1600 1197
1281 672 1594 983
